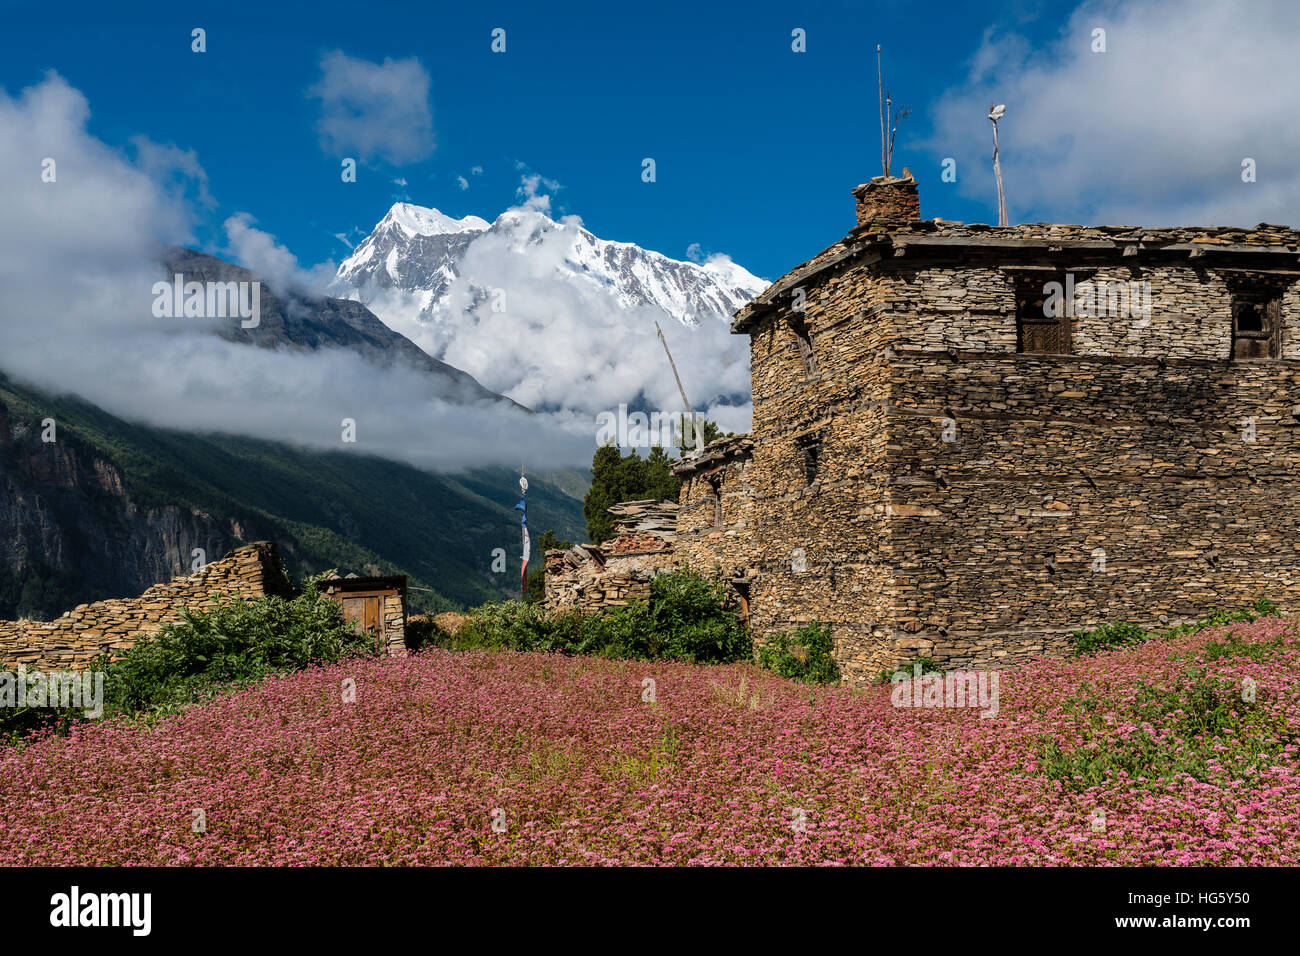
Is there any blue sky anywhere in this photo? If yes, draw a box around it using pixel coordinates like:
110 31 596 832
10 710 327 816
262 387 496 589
0 0 1141 281
1 0 1296 470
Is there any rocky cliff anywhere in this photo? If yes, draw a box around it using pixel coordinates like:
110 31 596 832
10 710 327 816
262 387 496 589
0 391 261 620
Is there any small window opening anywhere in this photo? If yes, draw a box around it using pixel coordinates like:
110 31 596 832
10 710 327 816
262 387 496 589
731 579 751 624
1236 301 1264 333
790 314 816 374
1015 273 1071 354
707 474 723 528
795 433 822 486
1231 288 1281 360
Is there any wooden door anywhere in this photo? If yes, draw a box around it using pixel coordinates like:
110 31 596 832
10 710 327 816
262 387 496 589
340 595 382 636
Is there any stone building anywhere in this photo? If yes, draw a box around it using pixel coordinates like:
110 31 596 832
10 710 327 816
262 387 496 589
552 174 1300 684
544 500 679 612
724 172 1300 683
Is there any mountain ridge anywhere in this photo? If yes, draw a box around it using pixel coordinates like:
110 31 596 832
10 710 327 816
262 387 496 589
327 200 767 417
0 372 584 621
163 246 524 410
330 200 768 330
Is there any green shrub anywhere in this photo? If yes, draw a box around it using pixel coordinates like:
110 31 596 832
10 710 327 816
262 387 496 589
873 655 943 685
100 573 380 716
0 665 87 746
603 572 751 664
757 622 839 684
2 576 377 745
1164 597 1278 639
433 570 751 665
1202 628 1288 662
1070 621 1152 657
448 601 556 653
1071 599 1282 657
404 616 438 651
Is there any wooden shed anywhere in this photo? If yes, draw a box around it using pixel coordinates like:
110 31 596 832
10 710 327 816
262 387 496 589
319 575 407 655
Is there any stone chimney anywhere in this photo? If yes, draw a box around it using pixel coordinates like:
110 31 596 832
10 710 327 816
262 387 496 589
852 173 920 228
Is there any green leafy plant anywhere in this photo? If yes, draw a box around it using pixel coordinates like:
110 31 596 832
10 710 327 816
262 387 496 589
1039 669 1297 791
1071 599 1282 657
0 664 87 746
1 574 381 745
428 570 751 665
874 655 943 684
757 622 839 684
99 572 380 716
1069 621 1152 657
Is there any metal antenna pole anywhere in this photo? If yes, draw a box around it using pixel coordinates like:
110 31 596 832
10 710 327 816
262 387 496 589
877 45 887 177
654 319 702 453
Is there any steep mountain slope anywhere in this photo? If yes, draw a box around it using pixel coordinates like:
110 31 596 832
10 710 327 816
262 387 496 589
163 247 519 408
0 373 584 621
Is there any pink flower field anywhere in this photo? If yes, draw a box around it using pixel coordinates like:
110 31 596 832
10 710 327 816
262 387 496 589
4 617 1300 866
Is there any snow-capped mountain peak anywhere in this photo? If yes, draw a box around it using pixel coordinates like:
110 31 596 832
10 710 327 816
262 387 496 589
327 199 767 417
333 201 767 328
386 202 490 238
334 202 490 295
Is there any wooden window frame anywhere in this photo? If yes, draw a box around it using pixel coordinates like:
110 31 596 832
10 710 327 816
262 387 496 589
1230 290 1281 360
1014 272 1073 355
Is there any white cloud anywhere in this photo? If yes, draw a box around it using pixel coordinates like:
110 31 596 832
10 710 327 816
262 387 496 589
223 213 337 295
925 0 1300 227
0 72 590 473
359 183 754 431
457 175 469 190
700 400 752 437
128 136 215 211
307 51 435 166
515 172 560 214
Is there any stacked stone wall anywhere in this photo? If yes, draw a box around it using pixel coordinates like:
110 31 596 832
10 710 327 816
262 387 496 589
882 349 1300 670
740 264 900 681
543 546 673 613
890 262 1300 360
0 542 288 670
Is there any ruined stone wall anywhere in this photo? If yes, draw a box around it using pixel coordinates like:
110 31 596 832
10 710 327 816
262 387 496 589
542 500 681 615
0 542 288 670
381 593 405 653
543 545 672 613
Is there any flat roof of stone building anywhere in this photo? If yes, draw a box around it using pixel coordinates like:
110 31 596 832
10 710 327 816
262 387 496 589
672 434 755 477
733 218 1300 333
